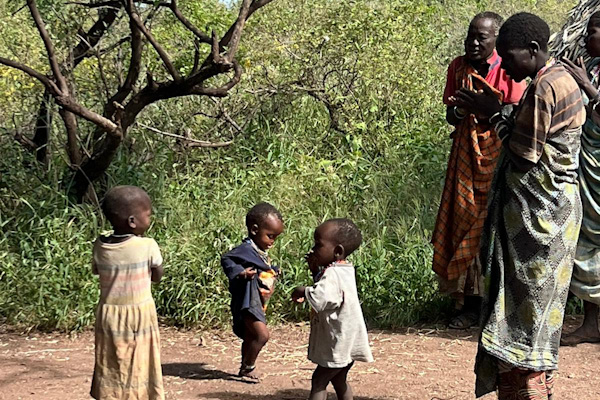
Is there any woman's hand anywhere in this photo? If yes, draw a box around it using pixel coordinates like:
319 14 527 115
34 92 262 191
562 56 596 99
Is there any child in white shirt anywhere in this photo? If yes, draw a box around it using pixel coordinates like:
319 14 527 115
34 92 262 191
292 218 373 400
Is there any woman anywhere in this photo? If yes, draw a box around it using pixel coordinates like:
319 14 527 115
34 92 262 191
560 11 600 347
454 12 585 399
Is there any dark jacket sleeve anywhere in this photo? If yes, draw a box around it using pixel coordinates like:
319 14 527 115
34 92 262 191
221 255 245 281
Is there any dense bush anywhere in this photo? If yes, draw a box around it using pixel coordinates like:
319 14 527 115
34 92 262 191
0 0 577 330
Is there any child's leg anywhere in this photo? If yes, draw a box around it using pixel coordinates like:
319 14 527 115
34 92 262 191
239 314 269 378
309 364 353 400
331 362 354 400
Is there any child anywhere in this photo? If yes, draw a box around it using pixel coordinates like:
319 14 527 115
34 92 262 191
292 218 373 400
90 185 165 400
221 202 284 381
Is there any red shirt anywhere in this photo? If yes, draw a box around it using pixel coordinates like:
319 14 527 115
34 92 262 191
443 50 526 105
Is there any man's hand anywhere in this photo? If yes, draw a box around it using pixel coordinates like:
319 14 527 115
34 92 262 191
453 84 502 119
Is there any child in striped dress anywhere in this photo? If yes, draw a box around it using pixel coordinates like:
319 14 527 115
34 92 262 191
90 186 165 400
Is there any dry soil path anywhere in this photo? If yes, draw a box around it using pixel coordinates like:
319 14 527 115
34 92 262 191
0 316 598 400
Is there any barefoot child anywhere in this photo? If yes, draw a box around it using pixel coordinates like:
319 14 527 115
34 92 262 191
91 186 165 399
292 218 373 400
221 202 284 381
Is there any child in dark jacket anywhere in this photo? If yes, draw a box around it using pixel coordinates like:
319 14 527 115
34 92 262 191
221 202 284 381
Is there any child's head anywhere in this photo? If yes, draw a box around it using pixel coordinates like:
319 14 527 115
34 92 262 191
306 218 362 272
101 185 152 236
585 11 600 58
464 12 503 63
246 202 284 251
496 12 550 82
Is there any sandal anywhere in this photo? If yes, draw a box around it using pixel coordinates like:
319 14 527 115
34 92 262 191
560 333 600 347
238 364 260 383
449 312 478 329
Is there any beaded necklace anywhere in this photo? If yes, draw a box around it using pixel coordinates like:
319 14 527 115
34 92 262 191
245 238 271 267
314 259 347 282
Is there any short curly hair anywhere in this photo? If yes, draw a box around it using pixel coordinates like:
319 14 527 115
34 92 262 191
589 11 600 29
246 202 283 229
101 185 151 225
325 218 363 256
497 12 550 52
471 11 503 36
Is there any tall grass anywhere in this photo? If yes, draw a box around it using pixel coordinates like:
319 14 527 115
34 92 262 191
0 0 577 330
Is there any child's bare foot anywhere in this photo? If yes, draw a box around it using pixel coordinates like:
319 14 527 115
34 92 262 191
238 364 260 382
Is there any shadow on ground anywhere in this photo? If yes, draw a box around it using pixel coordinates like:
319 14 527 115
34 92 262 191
162 363 239 382
200 389 393 400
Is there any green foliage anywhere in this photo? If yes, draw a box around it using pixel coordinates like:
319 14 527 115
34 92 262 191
0 0 577 330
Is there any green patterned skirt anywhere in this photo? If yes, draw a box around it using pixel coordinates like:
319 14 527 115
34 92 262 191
475 131 583 397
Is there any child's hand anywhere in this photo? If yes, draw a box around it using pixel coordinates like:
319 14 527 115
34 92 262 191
238 267 257 280
291 286 306 303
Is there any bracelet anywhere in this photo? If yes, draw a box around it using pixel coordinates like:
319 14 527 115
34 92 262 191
489 111 502 125
454 106 467 119
590 91 600 107
496 125 509 142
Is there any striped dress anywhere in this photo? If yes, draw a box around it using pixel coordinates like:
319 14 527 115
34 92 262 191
90 236 164 400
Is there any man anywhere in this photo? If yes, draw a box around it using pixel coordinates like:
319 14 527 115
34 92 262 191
432 12 526 329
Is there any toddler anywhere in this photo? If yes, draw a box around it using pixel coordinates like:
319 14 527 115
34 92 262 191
221 202 284 381
292 218 373 400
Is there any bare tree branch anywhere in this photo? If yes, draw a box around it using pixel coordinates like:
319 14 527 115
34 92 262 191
32 90 53 163
137 122 233 147
220 0 275 48
69 7 120 69
95 52 111 100
98 36 130 56
54 95 119 133
210 98 243 133
13 130 38 151
11 3 28 16
192 38 201 74
124 0 181 82
169 0 211 44
99 10 144 133
27 0 68 92
223 0 251 62
0 57 60 93
59 108 82 165
65 1 120 8
192 60 242 96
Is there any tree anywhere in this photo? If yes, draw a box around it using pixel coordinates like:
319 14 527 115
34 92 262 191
0 0 275 200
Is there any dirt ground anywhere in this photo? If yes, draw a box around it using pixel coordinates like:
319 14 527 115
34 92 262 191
0 316 598 400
